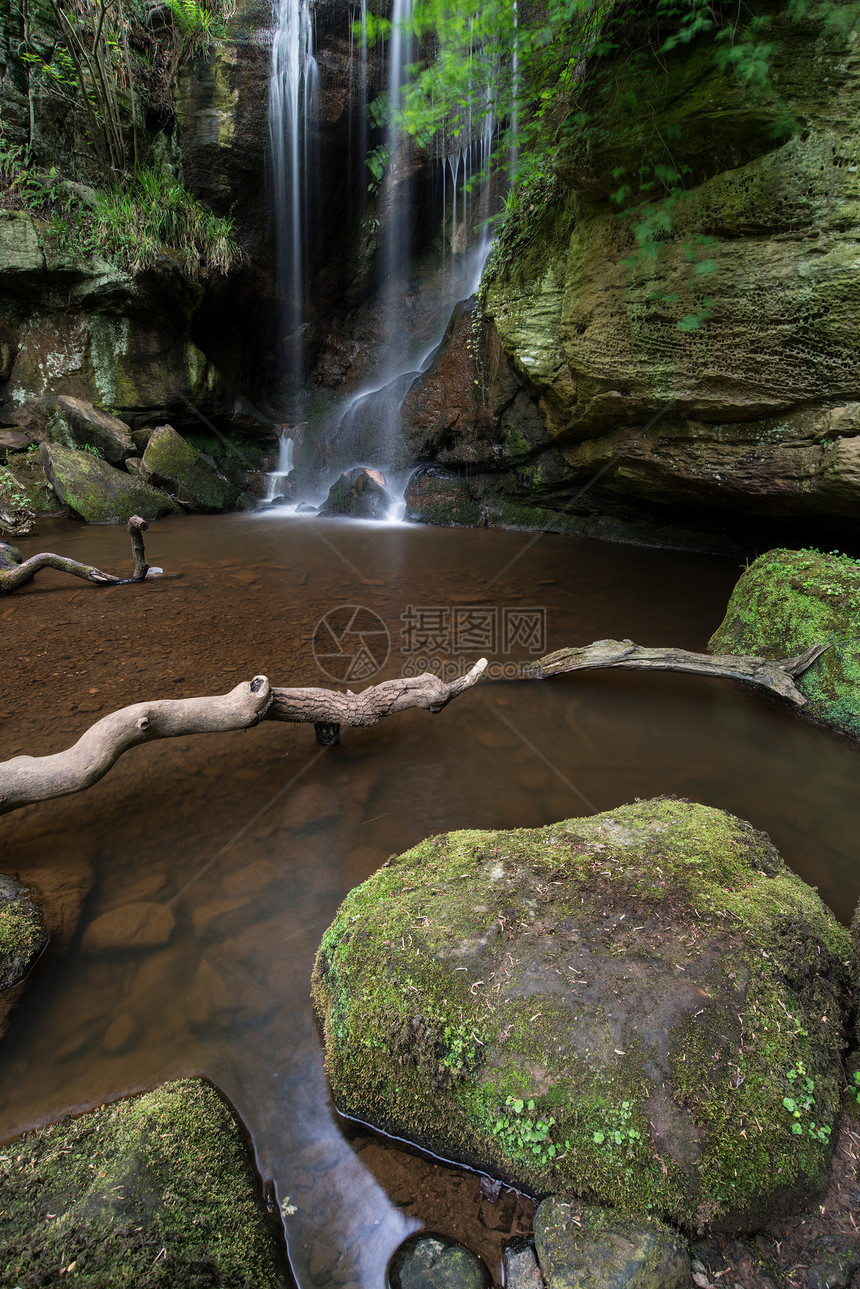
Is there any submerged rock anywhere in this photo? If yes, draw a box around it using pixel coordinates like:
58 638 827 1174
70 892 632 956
388 1232 491 1289
82 901 175 953
142 423 234 512
0 875 46 992
40 442 177 523
319 466 392 519
709 548 860 739
0 1078 287 1287
313 798 853 1232
534 1200 690 1289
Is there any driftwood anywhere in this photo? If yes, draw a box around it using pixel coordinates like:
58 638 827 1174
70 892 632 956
0 660 488 816
530 639 829 707
0 515 153 595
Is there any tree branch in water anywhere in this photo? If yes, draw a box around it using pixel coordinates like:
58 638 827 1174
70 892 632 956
0 661 488 816
0 516 155 595
530 640 829 707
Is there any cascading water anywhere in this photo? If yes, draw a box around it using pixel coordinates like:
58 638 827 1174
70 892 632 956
264 430 296 503
269 0 318 390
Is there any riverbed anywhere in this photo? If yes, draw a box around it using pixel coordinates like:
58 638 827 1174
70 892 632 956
2 512 859 1287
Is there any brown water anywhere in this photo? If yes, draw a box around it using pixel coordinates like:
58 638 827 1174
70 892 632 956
2 512 859 1287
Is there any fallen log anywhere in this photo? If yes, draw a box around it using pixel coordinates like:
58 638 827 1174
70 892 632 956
0 660 488 816
530 639 828 706
0 515 154 595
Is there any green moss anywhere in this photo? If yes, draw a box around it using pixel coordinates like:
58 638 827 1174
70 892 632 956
313 799 853 1231
0 1079 287 1287
142 425 231 512
0 883 46 990
709 548 860 738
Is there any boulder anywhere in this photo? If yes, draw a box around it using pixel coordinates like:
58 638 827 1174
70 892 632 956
0 1079 285 1286
318 466 392 519
40 442 177 523
82 901 175 953
0 875 47 992
709 548 860 739
404 467 480 527
0 430 30 458
388 1232 491 1289
313 798 853 1231
142 424 233 512
534 1200 690 1289
35 395 134 464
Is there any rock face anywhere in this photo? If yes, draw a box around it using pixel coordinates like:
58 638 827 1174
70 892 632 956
313 798 853 1232
408 4 860 542
403 467 480 527
0 1079 286 1287
40 443 178 523
534 1200 691 1289
709 549 860 739
318 466 392 519
0 875 47 992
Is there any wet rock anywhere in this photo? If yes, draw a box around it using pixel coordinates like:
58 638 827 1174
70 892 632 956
0 1079 285 1287
142 423 235 512
404 466 480 527
40 442 178 523
388 1232 491 1289
319 466 392 519
185 958 238 1028
709 549 860 739
0 875 47 991
534 1200 690 1289
313 799 853 1231
34 395 134 464
503 1242 545 1289
0 541 22 567
101 1013 136 1053
804 1235 860 1289
82 901 175 953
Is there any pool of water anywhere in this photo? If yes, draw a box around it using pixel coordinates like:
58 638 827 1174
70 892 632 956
2 512 858 1286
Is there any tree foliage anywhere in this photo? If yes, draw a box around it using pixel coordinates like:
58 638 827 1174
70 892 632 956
374 0 860 329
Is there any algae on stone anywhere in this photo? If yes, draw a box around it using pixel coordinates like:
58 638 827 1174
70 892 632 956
313 798 853 1232
41 442 178 523
142 424 233 512
709 548 860 739
0 1078 287 1287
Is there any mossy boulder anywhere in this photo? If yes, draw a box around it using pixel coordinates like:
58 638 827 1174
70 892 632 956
0 875 47 992
709 548 860 739
0 1079 287 1287
37 395 134 465
142 424 234 512
318 466 392 519
313 798 853 1232
404 467 480 527
40 442 178 523
534 1200 690 1289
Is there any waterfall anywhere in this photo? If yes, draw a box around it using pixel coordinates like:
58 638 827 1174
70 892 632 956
264 431 296 503
269 0 318 389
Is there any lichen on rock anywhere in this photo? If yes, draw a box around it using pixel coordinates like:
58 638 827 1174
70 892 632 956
40 441 178 523
313 798 853 1232
709 548 860 739
142 423 234 512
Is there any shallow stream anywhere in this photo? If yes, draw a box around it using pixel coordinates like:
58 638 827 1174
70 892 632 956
2 513 859 1286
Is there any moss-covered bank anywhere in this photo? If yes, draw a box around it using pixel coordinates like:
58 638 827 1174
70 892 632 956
0 1079 287 1287
313 799 853 1233
709 548 860 739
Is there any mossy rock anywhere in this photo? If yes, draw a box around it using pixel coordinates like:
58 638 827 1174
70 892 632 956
142 424 234 513
534 1199 690 1289
0 1079 288 1287
38 395 134 465
709 549 860 738
0 875 47 991
40 442 178 524
313 798 853 1232
403 468 480 527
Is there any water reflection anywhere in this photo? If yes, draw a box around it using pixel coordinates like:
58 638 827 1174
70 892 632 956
1 514 858 1285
